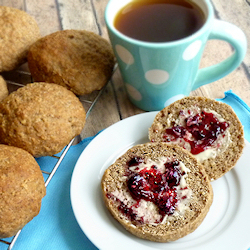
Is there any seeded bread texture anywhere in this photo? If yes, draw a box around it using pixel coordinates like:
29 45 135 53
148 96 245 181
102 142 213 242
0 144 46 238
27 29 115 95
0 76 8 101
0 82 86 157
0 6 40 72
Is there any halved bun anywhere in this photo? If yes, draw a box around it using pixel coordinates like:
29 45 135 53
102 142 213 242
149 96 244 181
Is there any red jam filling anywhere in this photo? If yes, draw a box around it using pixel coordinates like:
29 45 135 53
115 158 184 223
127 156 144 167
163 111 229 155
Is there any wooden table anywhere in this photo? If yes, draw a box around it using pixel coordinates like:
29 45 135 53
1 0 250 139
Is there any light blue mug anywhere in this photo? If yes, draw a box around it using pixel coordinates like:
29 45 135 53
105 0 247 111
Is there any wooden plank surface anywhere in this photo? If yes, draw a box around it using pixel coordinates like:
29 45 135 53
26 0 61 36
0 0 249 138
193 0 250 104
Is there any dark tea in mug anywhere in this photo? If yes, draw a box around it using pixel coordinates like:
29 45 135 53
114 0 205 42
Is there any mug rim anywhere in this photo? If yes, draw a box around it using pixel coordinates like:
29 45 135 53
105 0 214 48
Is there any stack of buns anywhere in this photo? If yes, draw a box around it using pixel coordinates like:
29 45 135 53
0 6 115 98
102 96 244 242
0 6 115 238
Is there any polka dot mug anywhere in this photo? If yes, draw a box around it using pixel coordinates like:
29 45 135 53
105 0 247 111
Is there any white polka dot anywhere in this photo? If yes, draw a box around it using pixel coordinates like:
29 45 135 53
125 84 142 101
115 45 134 65
183 40 202 61
164 94 185 107
145 70 169 85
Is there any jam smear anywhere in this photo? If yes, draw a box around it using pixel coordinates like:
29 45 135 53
163 111 229 155
127 157 144 167
118 201 139 222
164 161 182 187
126 161 182 220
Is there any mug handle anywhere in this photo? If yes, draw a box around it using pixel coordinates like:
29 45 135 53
192 19 247 90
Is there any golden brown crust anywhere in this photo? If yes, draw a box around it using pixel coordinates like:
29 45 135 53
0 76 8 101
0 82 86 157
102 142 213 242
149 96 245 181
27 29 115 95
0 144 46 238
0 6 41 72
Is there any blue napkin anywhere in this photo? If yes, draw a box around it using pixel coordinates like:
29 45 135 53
0 90 249 250
218 90 250 141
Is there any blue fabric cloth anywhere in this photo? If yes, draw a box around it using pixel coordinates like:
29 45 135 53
218 90 250 142
0 90 249 250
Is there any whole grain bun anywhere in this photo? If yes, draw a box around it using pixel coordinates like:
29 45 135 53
27 29 115 95
0 82 86 157
0 144 46 238
0 76 8 101
0 6 40 72
149 96 245 181
102 142 213 242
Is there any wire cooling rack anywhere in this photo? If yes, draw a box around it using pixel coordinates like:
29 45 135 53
0 65 117 249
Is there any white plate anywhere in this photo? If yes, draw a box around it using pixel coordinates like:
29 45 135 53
70 112 250 250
